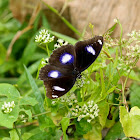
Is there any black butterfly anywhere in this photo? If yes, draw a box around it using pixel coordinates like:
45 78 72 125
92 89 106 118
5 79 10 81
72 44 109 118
39 36 103 99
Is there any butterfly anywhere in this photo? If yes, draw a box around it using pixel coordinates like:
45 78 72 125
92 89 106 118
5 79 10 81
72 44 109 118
39 36 103 99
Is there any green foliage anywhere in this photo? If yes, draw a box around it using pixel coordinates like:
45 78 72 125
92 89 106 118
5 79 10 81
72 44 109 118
104 122 125 140
120 106 140 138
0 1 140 140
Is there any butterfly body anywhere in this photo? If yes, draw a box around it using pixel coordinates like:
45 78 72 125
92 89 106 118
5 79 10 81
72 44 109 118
39 36 103 99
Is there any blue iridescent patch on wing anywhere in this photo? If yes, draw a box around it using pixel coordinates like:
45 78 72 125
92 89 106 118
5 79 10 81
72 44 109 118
85 45 95 55
48 70 61 78
60 53 74 64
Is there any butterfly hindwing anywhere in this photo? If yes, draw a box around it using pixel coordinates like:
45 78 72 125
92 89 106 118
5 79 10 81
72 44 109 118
39 65 76 99
44 76 76 99
75 36 103 72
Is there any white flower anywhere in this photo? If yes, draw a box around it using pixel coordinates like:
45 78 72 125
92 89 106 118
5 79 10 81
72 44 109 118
87 119 91 123
22 119 26 123
35 29 54 44
52 101 56 105
77 117 81 122
114 18 118 23
74 100 78 103
54 39 68 49
69 102 73 106
76 105 79 108
90 114 95 119
1 101 15 114
57 39 64 44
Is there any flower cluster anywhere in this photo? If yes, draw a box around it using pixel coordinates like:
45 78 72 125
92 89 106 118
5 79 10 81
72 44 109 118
35 29 54 44
1 101 15 114
117 31 140 72
127 30 140 40
54 39 68 49
75 74 86 88
51 93 78 106
19 114 26 123
105 29 140 73
70 101 99 123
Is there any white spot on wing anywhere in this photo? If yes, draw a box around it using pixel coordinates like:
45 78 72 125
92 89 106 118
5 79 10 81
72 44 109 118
48 70 60 78
97 39 102 45
86 46 95 55
52 95 58 98
53 86 65 91
60 53 73 64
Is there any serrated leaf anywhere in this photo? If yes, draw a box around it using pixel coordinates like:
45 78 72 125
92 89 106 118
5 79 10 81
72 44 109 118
120 106 140 138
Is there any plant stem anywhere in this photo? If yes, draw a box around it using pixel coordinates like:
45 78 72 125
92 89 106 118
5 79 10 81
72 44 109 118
118 20 123 58
122 56 139 107
46 44 50 57
14 122 23 140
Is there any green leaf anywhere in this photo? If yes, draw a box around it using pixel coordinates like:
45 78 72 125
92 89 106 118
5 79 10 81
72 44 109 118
83 122 102 140
103 23 117 36
9 129 19 140
0 84 20 128
104 121 125 140
98 101 109 127
75 119 92 135
42 13 51 29
130 84 140 108
36 58 47 79
19 108 32 122
122 70 140 81
61 117 70 140
0 43 6 65
113 48 118 69
23 65 45 124
120 106 140 138
19 96 38 106
106 86 116 95
20 35 38 66
17 60 40 86
0 60 17 74
100 68 105 95
40 116 55 129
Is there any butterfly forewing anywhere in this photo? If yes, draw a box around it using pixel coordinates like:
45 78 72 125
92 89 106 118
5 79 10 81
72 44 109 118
49 44 76 71
75 36 103 72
